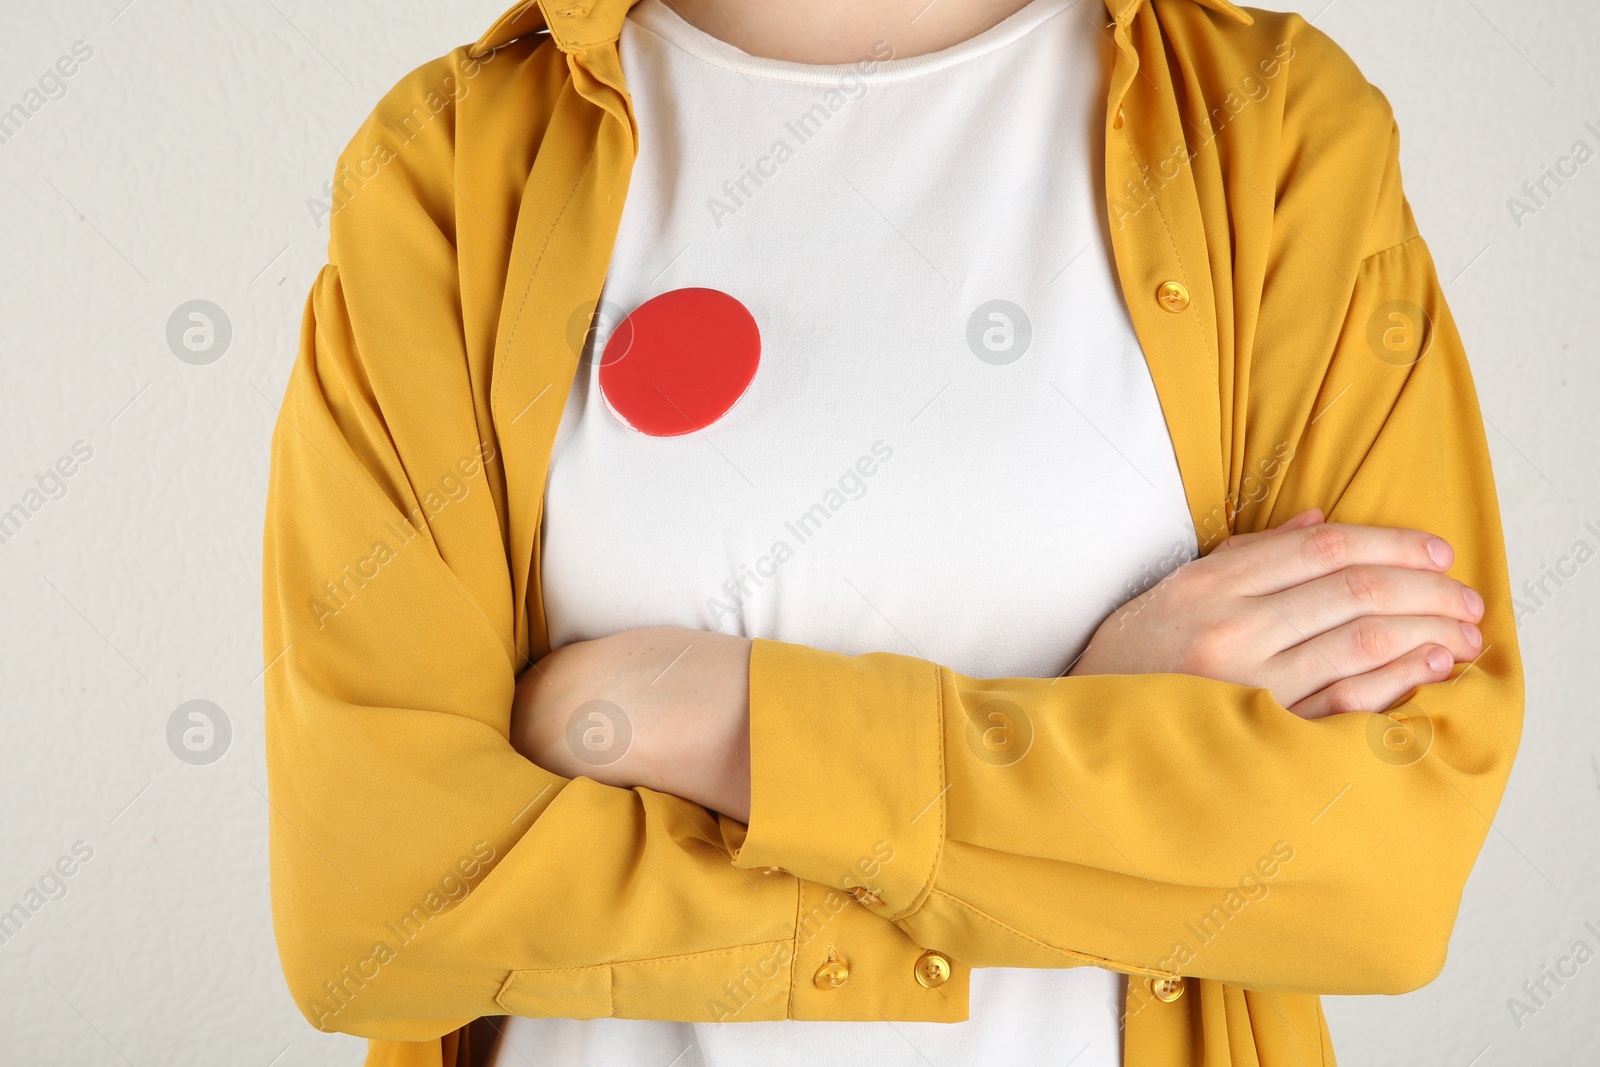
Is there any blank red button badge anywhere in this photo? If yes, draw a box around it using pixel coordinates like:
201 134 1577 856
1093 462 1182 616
599 287 761 437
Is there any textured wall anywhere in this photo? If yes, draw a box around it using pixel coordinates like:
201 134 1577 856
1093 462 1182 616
0 1 1594 1064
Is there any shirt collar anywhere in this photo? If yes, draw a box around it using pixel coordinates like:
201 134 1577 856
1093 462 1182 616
470 0 1251 57
1106 0 1252 25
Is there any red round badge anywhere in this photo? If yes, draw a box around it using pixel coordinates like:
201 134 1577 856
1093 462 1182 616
599 287 761 436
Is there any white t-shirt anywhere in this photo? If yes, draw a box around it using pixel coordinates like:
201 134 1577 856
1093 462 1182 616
497 0 1199 1063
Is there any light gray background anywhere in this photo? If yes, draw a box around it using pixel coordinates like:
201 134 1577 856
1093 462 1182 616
1 1 1596 1064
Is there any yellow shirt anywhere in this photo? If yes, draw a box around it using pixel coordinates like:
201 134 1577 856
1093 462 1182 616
262 1 1524 1064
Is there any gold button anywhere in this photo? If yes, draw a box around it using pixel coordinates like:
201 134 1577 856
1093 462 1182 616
1157 281 1191 314
914 950 951 989
814 960 850 989
848 886 882 906
1149 975 1186 1002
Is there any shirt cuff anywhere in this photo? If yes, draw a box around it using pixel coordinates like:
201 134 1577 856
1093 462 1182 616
730 637 945 921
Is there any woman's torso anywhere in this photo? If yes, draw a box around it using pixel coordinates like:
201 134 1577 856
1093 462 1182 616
503 0 1198 1062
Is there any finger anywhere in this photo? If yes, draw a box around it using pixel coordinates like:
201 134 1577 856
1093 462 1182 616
1287 643 1456 719
1265 615 1482 704
1211 507 1324 553
1209 521 1457 595
1260 565 1484 643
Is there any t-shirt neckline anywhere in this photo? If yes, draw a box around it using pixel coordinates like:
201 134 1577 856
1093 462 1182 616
627 0 1077 85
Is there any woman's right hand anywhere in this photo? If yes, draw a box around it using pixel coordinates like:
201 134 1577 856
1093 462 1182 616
1068 507 1486 719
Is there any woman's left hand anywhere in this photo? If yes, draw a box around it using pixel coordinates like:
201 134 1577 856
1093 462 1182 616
509 626 754 822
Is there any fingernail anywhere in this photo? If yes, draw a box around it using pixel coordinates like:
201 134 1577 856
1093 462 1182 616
1426 537 1453 568
1426 647 1452 673
1460 621 1482 649
1463 587 1484 618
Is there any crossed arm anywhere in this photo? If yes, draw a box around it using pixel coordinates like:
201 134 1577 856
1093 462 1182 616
509 505 1488 825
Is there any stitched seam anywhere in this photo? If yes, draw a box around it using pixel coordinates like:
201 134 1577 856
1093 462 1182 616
932 663 946 910
551 32 624 52
1360 232 1424 267
926 887 1171 978
488 122 589 660
616 940 792 967
491 144 593 415
1120 129 1212 361
888 661 948 922
474 0 539 54
495 968 612 1015
1279 234 1432 527
508 939 790 973
785 880 801 1017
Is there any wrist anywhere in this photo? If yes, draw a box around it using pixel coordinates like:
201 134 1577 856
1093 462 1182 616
510 642 591 776
510 629 752 820
635 629 752 818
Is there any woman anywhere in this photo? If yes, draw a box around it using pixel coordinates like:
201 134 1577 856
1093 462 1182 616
263 1 1523 1065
